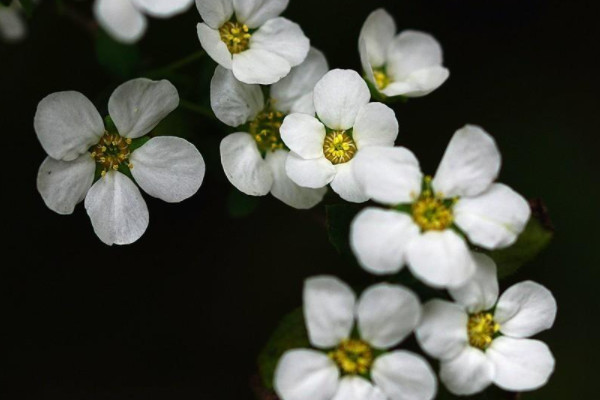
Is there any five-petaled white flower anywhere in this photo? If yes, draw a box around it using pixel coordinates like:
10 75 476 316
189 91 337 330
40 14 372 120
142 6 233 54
35 78 206 246
359 8 449 99
196 0 310 85
280 69 399 203
416 253 556 395
94 0 194 43
0 1 26 43
350 125 531 288
211 48 329 209
274 276 437 400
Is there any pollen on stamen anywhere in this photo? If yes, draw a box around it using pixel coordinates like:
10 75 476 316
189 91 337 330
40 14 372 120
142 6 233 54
219 21 252 54
411 188 454 231
328 339 374 375
323 131 357 164
249 109 286 154
91 132 133 176
468 312 500 350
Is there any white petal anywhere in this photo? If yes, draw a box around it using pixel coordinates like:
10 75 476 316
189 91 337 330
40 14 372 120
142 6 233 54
195 0 233 29
285 152 335 189
131 0 194 17
250 17 310 68
37 155 96 215
448 252 499 313
455 183 531 249
487 337 555 391
439 347 494 396
432 125 501 198
233 0 288 28
197 23 233 69
407 230 476 289
108 78 179 139
415 300 469 361
382 66 449 98
274 349 340 400
350 208 419 275
330 162 369 203
210 66 264 127
386 30 443 80
232 48 290 85
359 8 396 68
34 91 104 161
303 276 356 348
353 146 422 206
94 0 147 44
314 69 371 131
0 6 26 42
280 113 326 159
495 281 557 338
265 150 327 209
289 91 315 115
372 351 437 400
84 171 149 246
352 103 398 149
357 283 421 349
271 47 329 114
129 137 205 203
359 35 376 89
220 133 273 196
332 376 386 400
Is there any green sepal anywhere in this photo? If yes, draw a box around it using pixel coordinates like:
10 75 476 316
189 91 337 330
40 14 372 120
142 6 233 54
104 115 117 134
128 136 150 153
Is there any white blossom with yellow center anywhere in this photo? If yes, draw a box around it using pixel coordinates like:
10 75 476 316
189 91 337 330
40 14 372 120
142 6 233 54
210 48 329 209
35 78 206 246
196 0 310 85
0 1 26 43
359 8 449 98
280 69 399 203
416 254 557 395
350 125 531 288
274 276 437 400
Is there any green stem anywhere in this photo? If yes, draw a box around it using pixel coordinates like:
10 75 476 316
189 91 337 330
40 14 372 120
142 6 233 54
144 51 205 78
180 99 216 120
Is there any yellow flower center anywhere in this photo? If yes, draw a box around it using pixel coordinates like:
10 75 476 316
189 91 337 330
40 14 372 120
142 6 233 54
91 132 132 176
219 21 251 54
249 109 286 153
411 182 455 231
329 339 374 375
373 68 390 90
323 131 357 165
468 312 500 350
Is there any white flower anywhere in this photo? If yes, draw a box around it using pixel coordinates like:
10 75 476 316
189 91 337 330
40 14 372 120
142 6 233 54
0 1 26 43
350 125 531 288
211 48 328 209
274 276 437 400
359 8 449 98
416 253 557 395
35 78 206 246
280 69 399 203
196 0 310 85
94 0 194 43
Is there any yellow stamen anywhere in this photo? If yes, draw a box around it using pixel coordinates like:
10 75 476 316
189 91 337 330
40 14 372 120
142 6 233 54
249 109 286 153
373 68 390 90
323 131 357 164
219 21 251 54
411 184 455 231
468 312 500 350
91 132 132 176
328 339 374 375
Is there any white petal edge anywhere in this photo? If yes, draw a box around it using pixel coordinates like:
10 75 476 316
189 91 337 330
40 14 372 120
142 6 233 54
372 350 437 400
285 152 335 189
330 162 370 203
197 22 233 69
131 0 194 18
280 113 326 159
386 30 444 80
358 8 396 68
232 48 291 85
250 17 310 68
195 0 233 29
94 0 147 44
448 252 499 313
210 66 264 127
233 0 289 28
0 6 26 42
439 346 494 396
352 102 398 149
332 376 386 400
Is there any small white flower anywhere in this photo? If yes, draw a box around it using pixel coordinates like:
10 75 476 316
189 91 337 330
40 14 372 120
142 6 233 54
416 253 557 395
350 125 531 288
0 1 27 43
35 78 206 246
274 276 437 400
359 8 449 98
196 0 310 85
94 0 194 43
280 69 399 203
211 48 328 209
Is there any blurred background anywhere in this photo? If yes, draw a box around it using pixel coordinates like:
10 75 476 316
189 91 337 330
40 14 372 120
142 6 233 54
1 0 598 398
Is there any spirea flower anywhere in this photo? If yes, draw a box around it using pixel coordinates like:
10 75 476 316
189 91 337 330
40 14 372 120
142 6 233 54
211 48 328 209
94 0 194 43
0 1 26 43
359 8 449 98
280 69 399 202
416 253 557 395
274 276 437 400
35 78 206 246
350 125 531 288
196 0 310 84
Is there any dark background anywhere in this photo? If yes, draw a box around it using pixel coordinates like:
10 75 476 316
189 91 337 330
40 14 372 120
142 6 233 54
1 0 599 398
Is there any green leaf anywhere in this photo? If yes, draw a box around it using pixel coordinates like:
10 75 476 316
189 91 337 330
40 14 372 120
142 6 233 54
488 201 554 278
95 30 140 79
257 308 309 391
325 203 362 256
227 188 260 218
